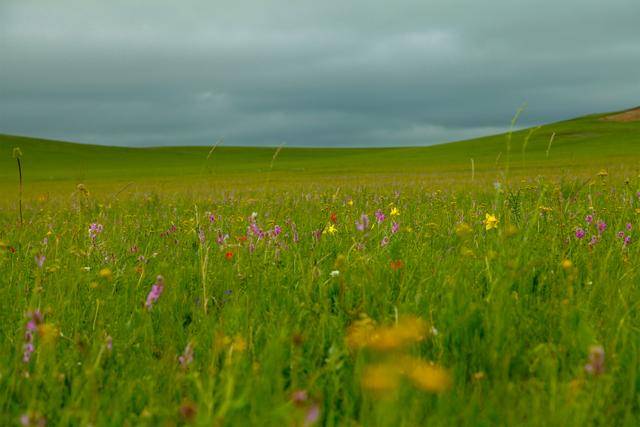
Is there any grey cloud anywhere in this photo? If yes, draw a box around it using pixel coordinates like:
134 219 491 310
1 0 639 147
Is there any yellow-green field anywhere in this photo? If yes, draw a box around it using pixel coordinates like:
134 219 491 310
1 108 640 426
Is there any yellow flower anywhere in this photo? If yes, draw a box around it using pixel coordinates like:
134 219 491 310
346 316 428 351
99 268 112 280
361 363 401 392
561 259 573 270
347 199 354 207
483 213 499 230
324 224 337 235
404 357 451 392
390 207 400 217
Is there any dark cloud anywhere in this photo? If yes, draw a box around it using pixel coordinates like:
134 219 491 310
1 0 639 146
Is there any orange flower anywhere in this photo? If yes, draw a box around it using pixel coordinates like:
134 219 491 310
225 251 234 260
389 260 404 271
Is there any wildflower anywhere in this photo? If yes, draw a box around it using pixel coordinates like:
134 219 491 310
597 221 607 234
291 390 308 406
380 236 390 247
19 412 46 427
584 345 605 376
324 224 337 235
355 214 369 232
216 232 229 246
626 222 632 231
198 228 206 244
305 403 320 426
89 223 103 240
347 315 428 351
597 169 608 177
178 342 194 368
145 275 165 310
374 209 385 223
617 231 625 239
390 207 400 217
405 358 451 392
330 270 340 277
561 259 573 270
208 213 216 223
624 236 632 246
23 310 43 363
99 268 112 280
330 212 337 223
589 236 599 247
347 199 354 207
35 254 46 268
391 221 400 234
585 214 593 224
273 225 282 237
575 228 586 239
390 260 404 271
361 363 401 392
225 251 234 260
483 213 499 230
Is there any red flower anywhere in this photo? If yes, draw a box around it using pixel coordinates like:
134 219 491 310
390 259 404 271
330 212 338 223
225 251 234 260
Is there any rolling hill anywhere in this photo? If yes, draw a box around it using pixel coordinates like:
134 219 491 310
1 107 639 196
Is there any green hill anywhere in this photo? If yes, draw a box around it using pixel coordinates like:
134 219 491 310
2 107 640 196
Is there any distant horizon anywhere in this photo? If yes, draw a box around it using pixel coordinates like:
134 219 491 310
1 0 639 147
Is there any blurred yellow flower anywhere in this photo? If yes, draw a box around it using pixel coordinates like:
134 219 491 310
390 207 400 217
324 224 337 235
405 358 451 392
99 268 113 280
483 213 499 230
455 222 472 238
561 259 573 270
347 316 428 351
361 363 401 392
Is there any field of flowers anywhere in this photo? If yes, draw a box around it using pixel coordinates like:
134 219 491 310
1 168 639 426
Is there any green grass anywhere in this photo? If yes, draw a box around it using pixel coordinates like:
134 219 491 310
1 108 640 426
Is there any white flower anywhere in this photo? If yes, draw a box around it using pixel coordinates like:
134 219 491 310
330 270 340 277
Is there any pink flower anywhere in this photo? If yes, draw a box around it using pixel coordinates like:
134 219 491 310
597 221 607 234
145 275 165 310
34 254 46 268
584 345 605 376
575 228 585 239
391 222 400 234
355 214 370 232
624 236 632 246
380 236 390 247
374 209 385 223
585 214 593 224
89 223 103 240
273 225 282 237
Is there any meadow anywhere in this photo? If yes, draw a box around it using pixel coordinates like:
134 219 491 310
1 108 640 426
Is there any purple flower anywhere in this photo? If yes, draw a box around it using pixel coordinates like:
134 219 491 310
585 214 593 224
391 221 400 234
624 236 632 246
305 403 320 426
626 223 632 231
216 232 229 246
273 225 282 237
22 310 43 363
35 254 46 268
374 209 385 224
597 221 607 234
89 223 103 240
617 231 626 239
355 214 370 232
145 275 165 310
584 345 605 376
208 213 216 223
575 228 586 239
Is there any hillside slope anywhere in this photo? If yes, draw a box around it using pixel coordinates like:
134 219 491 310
1 108 639 188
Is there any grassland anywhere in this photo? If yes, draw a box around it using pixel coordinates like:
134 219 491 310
1 108 640 426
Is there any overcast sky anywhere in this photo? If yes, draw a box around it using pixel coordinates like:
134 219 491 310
1 0 639 147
